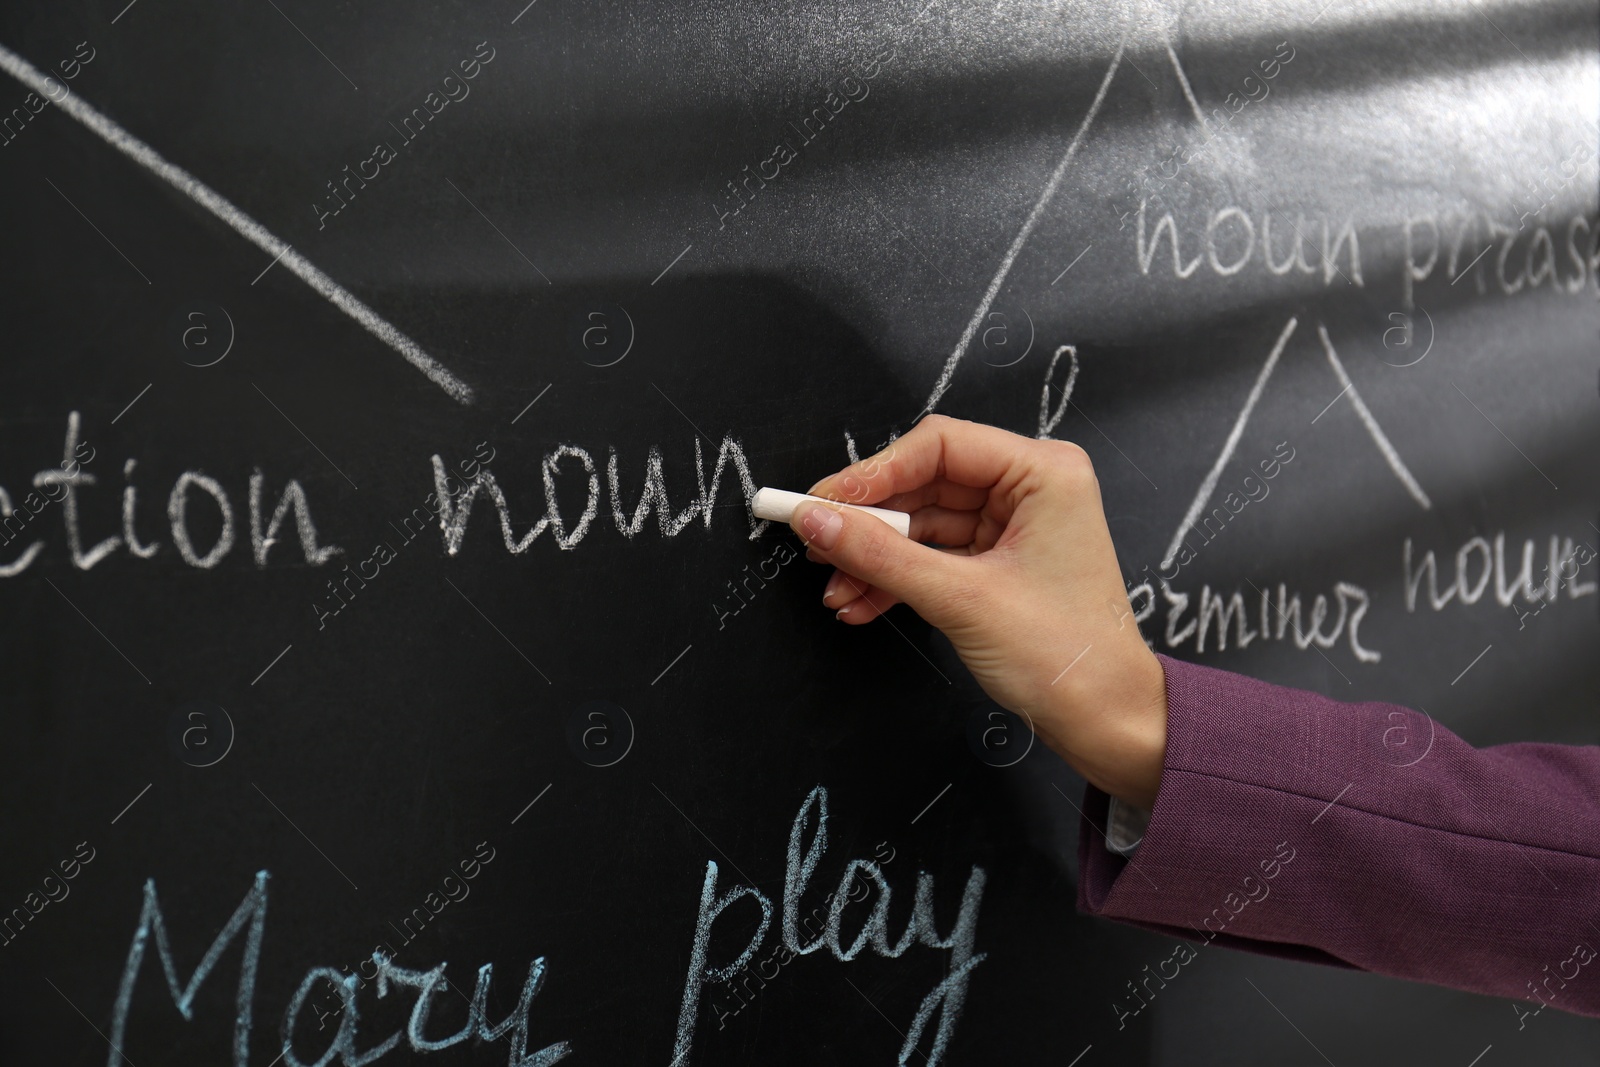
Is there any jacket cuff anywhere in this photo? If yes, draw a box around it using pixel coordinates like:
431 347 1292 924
1075 653 1354 967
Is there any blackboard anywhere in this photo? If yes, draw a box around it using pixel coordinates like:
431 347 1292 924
0 1 1596 1064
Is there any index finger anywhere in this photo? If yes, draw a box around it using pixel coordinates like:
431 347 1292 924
806 414 1035 506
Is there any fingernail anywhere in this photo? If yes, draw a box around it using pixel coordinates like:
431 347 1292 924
796 504 843 551
821 571 844 604
836 605 852 620
805 548 821 564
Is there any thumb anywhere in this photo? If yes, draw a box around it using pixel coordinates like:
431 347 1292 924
790 501 964 619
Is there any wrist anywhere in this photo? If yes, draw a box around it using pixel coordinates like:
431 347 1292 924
1036 647 1168 811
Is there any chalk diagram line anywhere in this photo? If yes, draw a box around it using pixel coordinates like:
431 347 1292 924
919 30 1234 418
1163 35 1212 135
919 38 1126 417
0 41 474 406
1161 317 1298 570
1317 324 1432 510
1161 318 1432 570
911 17 1430 562
910 23 1430 575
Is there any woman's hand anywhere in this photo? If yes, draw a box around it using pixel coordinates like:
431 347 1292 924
791 415 1167 809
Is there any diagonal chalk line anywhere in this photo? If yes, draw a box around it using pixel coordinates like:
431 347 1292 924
0 41 473 405
1161 317 1298 569
919 39 1125 417
1164 37 1212 134
1317 324 1431 510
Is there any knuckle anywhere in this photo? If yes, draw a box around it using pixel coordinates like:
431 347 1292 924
1044 439 1096 487
1046 437 1090 465
918 413 965 439
858 435 905 482
837 472 871 502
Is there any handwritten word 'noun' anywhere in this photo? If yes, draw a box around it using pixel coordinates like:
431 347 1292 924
1136 200 1363 287
672 786 985 1067
104 870 569 1067
432 435 767 555
1405 532 1597 613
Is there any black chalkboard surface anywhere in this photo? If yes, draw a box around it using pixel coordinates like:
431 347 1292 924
1 2 1596 1064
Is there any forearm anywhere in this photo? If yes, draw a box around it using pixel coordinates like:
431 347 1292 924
1078 654 1600 1015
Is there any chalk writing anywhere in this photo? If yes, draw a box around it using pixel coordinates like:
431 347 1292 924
107 871 268 1067
104 869 569 1067
307 841 498 1030
1127 578 1379 662
97 793 981 1064
0 413 96 575
1139 201 1600 310
0 42 473 402
0 40 94 149
708 839 898 1029
1402 208 1598 308
1405 532 1597 613
672 786 985 1067
0 422 786 579
1036 344 1078 440
919 41 1125 417
1136 200 1362 286
1510 540 1597 630
283 950 567 1067
1 412 340 576
434 435 766 555
1161 40 1296 173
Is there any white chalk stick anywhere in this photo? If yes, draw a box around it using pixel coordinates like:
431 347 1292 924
753 487 911 538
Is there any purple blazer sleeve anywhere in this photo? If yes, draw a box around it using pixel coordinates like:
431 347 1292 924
1077 653 1600 1016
